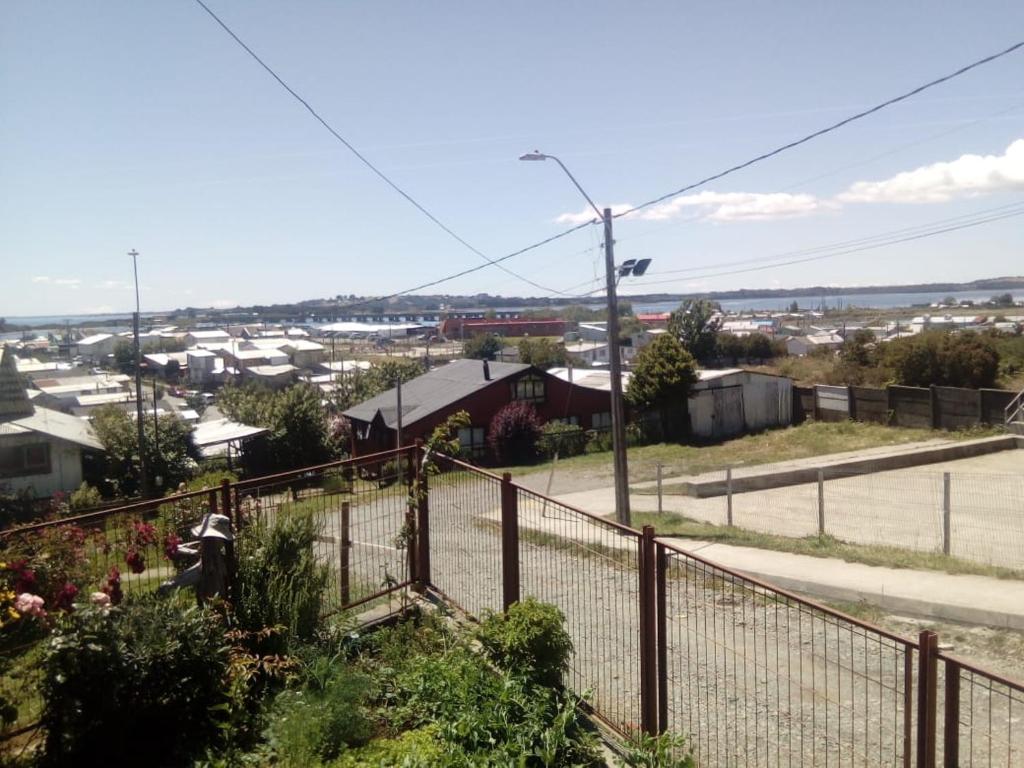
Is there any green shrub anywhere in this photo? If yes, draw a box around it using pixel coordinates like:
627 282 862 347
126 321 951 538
395 646 598 765
585 429 614 454
40 596 229 766
475 598 573 689
618 731 696 767
68 482 103 512
265 658 373 766
332 726 443 767
182 468 239 493
233 509 330 653
538 421 588 459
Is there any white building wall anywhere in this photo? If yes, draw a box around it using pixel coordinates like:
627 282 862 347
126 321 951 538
1 435 84 497
687 371 792 438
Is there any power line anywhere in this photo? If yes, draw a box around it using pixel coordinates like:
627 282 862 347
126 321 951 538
552 199 1024 298
628 204 1024 288
614 40 1024 220
192 0 566 295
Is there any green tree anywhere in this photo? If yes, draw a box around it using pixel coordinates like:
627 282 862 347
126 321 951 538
787 301 799 313
839 329 876 368
517 338 568 369
743 333 774 362
990 292 1014 307
112 340 136 374
329 359 424 411
90 405 199 497
219 382 335 475
883 331 999 389
668 299 721 364
716 333 745 364
626 334 698 442
463 333 502 361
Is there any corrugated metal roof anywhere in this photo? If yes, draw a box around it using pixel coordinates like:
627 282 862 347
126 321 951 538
344 359 528 428
5 407 102 450
192 418 269 448
0 346 34 419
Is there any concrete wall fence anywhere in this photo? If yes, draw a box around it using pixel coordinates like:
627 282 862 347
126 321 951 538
794 383 1016 429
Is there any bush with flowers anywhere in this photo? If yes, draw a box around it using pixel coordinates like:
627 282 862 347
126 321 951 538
40 594 230 766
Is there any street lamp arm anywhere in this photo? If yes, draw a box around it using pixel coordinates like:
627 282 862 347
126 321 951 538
519 151 603 221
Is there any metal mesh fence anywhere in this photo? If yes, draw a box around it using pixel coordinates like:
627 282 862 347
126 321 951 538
658 540 915 767
515 488 643 735
636 462 1024 571
425 457 503 617
233 450 414 612
937 656 1024 767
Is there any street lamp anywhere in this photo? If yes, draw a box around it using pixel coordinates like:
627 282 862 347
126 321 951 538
519 151 638 525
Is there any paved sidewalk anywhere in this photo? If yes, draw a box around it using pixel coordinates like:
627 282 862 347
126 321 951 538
662 538 1024 630
511 499 1024 630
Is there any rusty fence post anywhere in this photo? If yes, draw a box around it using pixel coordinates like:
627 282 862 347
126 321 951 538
208 487 218 516
943 659 960 768
415 446 431 592
340 501 351 607
655 541 668 734
639 525 659 735
917 630 939 768
220 479 236 601
500 473 520 611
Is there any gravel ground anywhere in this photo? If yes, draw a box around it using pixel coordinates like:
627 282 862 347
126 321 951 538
301 473 1023 766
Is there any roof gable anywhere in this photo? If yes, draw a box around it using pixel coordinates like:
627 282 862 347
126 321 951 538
343 359 530 429
0 346 33 420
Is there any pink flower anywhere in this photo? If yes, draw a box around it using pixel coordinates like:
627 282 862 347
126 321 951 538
130 520 157 547
90 592 111 608
15 593 46 618
163 533 181 560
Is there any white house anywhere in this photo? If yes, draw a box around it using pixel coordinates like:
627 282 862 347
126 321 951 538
1 347 103 497
688 369 793 440
74 332 117 363
785 333 844 356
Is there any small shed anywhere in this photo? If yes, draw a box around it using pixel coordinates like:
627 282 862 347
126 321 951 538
689 369 793 440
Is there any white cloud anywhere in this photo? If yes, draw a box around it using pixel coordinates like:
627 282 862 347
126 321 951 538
54 278 81 288
209 298 239 309
98 279 130 290
31 276 50 283
554 203 634 225
838 138 1024 204
638 191 825 222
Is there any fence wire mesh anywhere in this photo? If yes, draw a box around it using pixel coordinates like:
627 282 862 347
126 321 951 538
658 541 915 768
425 457 503 617
515 488 643 735
937 656 1024 767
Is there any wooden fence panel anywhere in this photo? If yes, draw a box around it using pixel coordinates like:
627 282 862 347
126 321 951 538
815 385 850 422
934 386 981 430
980 388 1016 424
793 386 814 424
889 385 931 429
850 386 889 423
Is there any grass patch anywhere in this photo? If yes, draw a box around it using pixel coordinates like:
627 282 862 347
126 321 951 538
631 511 1024 581
498 420 996 483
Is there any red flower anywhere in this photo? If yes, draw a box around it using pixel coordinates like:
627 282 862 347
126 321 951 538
55 582 79 611
14 568 37 595
163 533 180 560
130 521 157 547
103 567 123 606
125 550 145 574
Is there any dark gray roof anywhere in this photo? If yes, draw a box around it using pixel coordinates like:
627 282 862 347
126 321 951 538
344 359 529 429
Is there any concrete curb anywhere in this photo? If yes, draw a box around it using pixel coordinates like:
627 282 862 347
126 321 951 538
732 567 1024 631
675 435 1021 497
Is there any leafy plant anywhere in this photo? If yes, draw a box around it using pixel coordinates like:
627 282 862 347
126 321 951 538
617 731 695 767
40 596 229 766
232 509 330 653
475 598 573 689
538 421 588 459
68 482 103 512
626 334 698 442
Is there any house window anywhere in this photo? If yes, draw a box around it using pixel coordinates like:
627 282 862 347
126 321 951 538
0 443 52 478
512 374 545 404
457 427 487 460
591 412 612 431
550 416 579 426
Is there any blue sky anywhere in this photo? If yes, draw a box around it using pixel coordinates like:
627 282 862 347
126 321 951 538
2 1 1024 316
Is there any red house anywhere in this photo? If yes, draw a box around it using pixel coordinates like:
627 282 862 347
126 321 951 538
343 359 611 461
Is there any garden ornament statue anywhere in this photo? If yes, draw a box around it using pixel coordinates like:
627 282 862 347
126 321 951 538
158 513 233 604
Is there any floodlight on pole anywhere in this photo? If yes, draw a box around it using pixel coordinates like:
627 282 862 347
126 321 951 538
519 151 633 525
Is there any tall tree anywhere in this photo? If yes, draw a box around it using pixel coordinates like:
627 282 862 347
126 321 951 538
626 334 698 442
668 299 721 364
